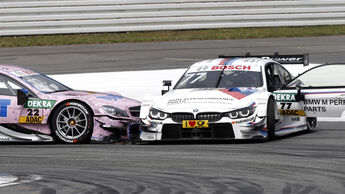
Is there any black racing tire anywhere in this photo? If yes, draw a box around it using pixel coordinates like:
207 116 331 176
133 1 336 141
306 117 317 131
128 124 140 145
51 101 93 144
266 98 276 140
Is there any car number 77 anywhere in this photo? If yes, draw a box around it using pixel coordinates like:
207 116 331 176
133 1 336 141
280 103 292 109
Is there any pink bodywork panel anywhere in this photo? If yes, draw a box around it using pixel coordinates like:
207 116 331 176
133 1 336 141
0 65 140 141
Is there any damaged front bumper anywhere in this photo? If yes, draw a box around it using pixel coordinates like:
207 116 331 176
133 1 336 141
91 115 140 143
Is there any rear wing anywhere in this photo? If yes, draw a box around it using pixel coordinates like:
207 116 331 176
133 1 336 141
218 52 309 66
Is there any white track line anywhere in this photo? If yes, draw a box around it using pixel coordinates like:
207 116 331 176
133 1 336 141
50 68 186 101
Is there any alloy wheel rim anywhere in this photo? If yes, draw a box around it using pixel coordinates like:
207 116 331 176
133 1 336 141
56 106 88 139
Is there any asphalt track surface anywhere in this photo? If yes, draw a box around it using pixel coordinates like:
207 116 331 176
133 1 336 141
0 36 345 193
1 36 345 74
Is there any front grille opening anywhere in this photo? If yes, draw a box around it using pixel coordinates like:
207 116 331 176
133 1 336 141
171 113 194 122
129 106 141 117
161 123 234 140
172 112 222 122
181 128 212 138
196 113 222 122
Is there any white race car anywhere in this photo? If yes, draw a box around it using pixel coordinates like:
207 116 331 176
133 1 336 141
138 53 338 141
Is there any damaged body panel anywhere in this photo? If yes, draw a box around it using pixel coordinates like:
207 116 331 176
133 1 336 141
0 64 140 143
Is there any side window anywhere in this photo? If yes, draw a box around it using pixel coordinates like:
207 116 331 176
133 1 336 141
0 75 30 96
275 64 292 85
265 64 275 92
6 79 24 95
0 78 13 96
265 63 283 91
272 65 282 88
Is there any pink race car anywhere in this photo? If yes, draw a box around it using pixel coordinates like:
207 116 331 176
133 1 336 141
0 65 140 143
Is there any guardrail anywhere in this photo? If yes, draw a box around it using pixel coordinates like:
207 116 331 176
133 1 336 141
1 0 345 36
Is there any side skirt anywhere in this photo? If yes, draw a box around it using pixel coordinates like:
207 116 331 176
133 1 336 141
275 124 308 136
0 125 53 142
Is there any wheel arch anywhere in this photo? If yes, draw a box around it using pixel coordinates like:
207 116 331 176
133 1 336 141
47 99 94 125
256 93 277 118
268 95 279 120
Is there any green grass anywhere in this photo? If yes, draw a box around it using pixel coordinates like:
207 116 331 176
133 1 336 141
1 25 345 47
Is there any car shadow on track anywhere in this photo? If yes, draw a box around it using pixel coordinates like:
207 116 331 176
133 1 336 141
0 142 55 145
0 130 317 145
138 130 316 145
271 129 316 142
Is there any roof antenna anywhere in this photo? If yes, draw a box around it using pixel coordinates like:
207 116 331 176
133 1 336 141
245 52 251 57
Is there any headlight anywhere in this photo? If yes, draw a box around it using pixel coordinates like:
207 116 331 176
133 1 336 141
102 105 128 117
226 107 255 119
149 108 169 120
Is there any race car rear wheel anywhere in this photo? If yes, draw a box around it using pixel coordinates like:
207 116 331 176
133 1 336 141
266 98 276 140
306 117 317 131
51 101 93 144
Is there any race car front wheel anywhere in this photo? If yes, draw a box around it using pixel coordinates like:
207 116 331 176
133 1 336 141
51 101 93 144
266 98 276 140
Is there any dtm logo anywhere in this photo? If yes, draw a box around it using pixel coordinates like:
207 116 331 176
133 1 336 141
0 99 11 117
97 94 123 101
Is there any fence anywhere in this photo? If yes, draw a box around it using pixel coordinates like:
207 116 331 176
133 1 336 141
1 0 345 36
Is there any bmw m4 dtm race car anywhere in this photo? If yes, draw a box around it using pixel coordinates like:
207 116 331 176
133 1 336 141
0 65 140 143
139 53 345 142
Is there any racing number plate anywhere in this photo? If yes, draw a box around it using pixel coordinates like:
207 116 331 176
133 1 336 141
182 120 209 128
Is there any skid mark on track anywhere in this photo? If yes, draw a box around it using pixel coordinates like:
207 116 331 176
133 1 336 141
0 174 41 188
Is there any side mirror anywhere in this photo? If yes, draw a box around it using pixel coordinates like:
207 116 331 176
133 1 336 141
17 89 29 105
161 80 172 95
295 85 305 101
267 86 277 93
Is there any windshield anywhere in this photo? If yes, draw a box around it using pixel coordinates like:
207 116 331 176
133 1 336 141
175 69 263 89
20 74 72 93
285 64 345 88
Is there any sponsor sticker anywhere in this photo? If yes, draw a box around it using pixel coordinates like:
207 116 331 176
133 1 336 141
273 93 297 102
67 102 89 114
232 116 255 124
167 97 234 105
19 116 44 123
0 137 11 141
291 117 300 121
0 99 11 117
55 131 74 143
182 120 209 128
24 99 56 109
212 65 253 71
11 70 38 77
302 98 345 113
279 109 306 116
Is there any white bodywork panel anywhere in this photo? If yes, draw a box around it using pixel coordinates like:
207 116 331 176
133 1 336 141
140 57 311 141
276 89 345 119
